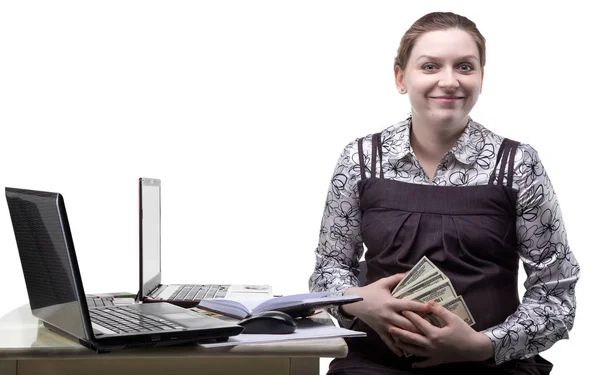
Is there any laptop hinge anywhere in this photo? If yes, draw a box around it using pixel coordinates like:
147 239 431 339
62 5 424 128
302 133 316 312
147 284 167 298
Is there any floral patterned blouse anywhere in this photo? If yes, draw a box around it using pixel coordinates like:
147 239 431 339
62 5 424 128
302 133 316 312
309 117 580 364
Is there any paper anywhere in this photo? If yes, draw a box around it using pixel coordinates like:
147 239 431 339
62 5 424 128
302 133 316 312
197 291 361 319
198 318 365 348
392 256 476 327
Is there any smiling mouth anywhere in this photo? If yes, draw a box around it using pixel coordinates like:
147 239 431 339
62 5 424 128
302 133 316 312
430 97 464 104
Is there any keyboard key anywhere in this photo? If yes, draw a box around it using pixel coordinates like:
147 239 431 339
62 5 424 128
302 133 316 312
90 306 181 333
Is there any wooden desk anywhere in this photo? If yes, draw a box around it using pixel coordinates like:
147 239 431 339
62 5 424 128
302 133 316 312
0 304 347 375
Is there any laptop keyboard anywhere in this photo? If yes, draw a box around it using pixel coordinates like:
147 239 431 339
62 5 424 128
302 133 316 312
90 305 184 333
87 296 115 307
170 284 230 300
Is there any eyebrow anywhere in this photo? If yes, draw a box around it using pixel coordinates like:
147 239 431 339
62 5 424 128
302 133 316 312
416 54 480 62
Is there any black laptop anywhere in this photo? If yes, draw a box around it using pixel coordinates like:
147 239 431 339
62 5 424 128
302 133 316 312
5 187 244 352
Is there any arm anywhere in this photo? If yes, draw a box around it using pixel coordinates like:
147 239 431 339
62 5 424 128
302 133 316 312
482 144 580 364
308 136 430 348
308 140 364 327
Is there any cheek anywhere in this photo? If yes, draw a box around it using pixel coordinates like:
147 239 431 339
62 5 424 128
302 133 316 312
406 79 436 98
406 92 429 110
467 87 481 106
463 77 483 95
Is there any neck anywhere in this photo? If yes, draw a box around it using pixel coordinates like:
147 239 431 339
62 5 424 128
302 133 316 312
409 115 468 164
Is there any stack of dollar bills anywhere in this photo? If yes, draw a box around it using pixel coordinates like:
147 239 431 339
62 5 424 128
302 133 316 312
391 256 475 327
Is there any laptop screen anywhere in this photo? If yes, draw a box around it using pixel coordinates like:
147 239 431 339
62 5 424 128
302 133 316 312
5 188 89 340
140 178 161 296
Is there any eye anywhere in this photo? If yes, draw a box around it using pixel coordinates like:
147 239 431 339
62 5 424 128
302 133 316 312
457 64 474 72
421 63 438 72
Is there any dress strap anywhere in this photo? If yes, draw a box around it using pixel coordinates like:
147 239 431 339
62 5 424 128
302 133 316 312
488 138 520 188
371 133 384 178
505 140 518 188
358 138 367 180
376 133 384 178
358 134 384 179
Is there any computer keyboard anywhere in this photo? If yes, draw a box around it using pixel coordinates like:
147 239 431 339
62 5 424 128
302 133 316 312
87 296 115 307
90 305 184 334
170 284 230 300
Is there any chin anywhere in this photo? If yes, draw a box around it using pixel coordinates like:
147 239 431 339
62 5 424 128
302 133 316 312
427 111 466 124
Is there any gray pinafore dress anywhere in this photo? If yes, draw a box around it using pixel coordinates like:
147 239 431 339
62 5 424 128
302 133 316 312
327 134 553 375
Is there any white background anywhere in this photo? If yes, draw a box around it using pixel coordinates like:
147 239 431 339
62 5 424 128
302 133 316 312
0 1 597 374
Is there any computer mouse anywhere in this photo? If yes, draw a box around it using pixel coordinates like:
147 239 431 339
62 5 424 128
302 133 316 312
238 310 297 334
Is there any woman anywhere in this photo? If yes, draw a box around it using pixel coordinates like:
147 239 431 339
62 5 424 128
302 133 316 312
309 11 579 374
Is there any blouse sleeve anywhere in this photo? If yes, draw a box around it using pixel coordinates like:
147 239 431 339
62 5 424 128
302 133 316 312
308 138 366 327
482 144 580 364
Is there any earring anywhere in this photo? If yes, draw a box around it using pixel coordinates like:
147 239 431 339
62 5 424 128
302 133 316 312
400 88 406 93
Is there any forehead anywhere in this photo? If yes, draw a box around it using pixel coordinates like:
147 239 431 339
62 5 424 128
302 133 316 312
410 29 479 61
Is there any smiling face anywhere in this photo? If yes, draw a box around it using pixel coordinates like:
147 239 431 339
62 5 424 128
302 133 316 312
395 28 483 130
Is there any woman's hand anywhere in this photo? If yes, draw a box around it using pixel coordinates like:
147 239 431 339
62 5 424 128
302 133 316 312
389 301 494 367
342 273 430 357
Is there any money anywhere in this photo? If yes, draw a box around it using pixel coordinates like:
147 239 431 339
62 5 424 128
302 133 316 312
420 295 475 327
392 270 447 299
391 256 439 295
401 279 458 304
439 295 475 326
403 296 475 357
392 256 476 328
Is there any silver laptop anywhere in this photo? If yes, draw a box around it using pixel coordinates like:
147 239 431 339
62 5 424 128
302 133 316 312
138 178 272 308
5 187 244 352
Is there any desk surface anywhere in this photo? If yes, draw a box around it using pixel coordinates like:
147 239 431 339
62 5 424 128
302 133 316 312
0 304 348 360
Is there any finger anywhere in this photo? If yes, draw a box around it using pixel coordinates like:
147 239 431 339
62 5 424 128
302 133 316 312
393 339 429 358
390 299 430 314
380 332 406 358
385 312 423 333
388 326 431 348
426 301 458 326
402 310 441 337
381 273 406 289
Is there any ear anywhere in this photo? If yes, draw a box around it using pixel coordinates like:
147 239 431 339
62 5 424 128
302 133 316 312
480 69 484 93
394 66 406 94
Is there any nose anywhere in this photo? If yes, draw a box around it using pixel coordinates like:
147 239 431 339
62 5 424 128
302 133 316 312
437 68 459 90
